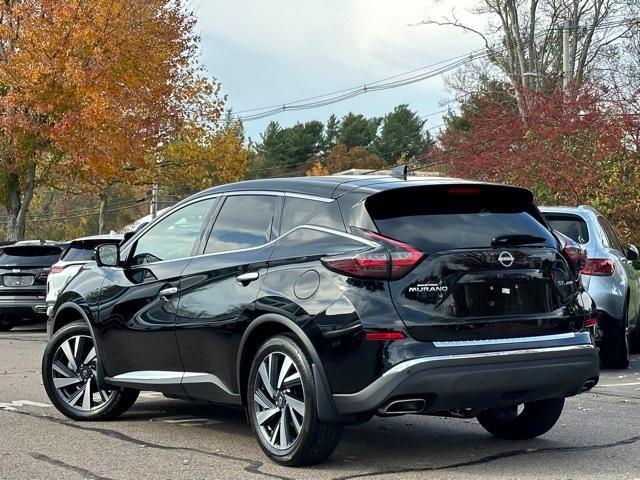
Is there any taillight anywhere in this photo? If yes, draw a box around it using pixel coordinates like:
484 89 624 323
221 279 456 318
584 316 598 328
581 258 615 276
563 245 587 271
321 230 423 279
50 264 65 274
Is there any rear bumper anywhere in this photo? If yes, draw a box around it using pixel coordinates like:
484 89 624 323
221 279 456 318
333 343 599 415
0 296 48 324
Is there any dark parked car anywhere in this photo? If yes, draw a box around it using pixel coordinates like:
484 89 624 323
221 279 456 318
42 175 599 466
0 240 65 331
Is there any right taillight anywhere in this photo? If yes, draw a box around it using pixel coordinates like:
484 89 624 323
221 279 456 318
581 258 615 276
321 230 424 279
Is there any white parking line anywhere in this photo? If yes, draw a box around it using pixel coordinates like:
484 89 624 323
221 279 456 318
597 382 640 387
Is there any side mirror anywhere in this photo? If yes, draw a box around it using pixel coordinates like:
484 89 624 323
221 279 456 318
627 244 639 262
95 244 120 267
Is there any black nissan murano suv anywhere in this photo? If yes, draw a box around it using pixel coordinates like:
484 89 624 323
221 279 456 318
43 173 600 466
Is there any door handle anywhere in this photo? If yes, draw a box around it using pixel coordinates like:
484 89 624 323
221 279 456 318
236 272 259 285
159 287 179 299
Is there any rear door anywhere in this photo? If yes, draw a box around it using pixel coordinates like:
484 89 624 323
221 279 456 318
364 185 581 341
174 193 280 401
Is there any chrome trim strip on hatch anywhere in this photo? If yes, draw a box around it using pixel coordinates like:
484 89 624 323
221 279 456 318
433 332 577 348
382 344 596 377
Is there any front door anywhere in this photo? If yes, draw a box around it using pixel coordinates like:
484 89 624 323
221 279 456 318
96 198 218 390
175 193 280 402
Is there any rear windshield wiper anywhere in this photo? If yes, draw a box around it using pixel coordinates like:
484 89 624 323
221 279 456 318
491 234 547 246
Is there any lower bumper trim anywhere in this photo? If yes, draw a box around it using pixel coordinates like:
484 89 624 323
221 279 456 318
333 344 599 415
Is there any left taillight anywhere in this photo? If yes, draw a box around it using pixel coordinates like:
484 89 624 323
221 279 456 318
321 230 424 279
563 244 587 272
49 264 65 275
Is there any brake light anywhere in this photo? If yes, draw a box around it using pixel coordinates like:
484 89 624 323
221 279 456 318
50 264 65 274
447 186 481 195
365 331 406 341
584 316 598 328
321 230 423 279
563 245 587 271
581 258 615 276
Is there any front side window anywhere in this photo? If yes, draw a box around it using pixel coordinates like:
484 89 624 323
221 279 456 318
130 198 216 265
205 195 277 254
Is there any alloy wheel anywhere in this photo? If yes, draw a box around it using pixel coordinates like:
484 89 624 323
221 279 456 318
253 351 305 450
51 334 113 411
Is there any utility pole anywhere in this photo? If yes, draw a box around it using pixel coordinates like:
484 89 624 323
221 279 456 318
149 183 158 219
562 19 573 91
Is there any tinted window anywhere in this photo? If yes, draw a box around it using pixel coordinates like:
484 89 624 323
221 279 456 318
0 246 62 266
62 240 121 262
544 215 589 244
367 187 556 254
281 197 344 233
131 199 216 265
205 195 277 254
598 217 623 252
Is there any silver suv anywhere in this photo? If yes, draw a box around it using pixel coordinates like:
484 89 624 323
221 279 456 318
540 206 640 368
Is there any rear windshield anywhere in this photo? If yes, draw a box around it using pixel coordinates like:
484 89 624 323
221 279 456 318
544 214 589 244
62 240 120 262
366 186 556 254
0 246 62 266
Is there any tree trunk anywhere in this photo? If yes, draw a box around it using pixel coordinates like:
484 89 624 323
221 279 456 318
98 193 107 234
5 164 36 242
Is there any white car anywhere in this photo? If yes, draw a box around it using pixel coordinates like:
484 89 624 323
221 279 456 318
46 235 123 316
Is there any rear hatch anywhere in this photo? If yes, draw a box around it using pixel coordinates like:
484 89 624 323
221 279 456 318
0 245 63 295
365 184 582 341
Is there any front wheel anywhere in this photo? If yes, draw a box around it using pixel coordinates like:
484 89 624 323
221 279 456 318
247 335 342 466
42 321 139 421
477 398 565 440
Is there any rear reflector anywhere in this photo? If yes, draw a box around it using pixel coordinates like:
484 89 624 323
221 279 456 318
321 230 423 279
581 258 615 276
365 331 406 341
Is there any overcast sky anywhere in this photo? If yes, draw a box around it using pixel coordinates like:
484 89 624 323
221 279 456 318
195 1 484 141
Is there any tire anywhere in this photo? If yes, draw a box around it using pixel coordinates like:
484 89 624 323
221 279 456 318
477 398 565 440
601 302 630 369
0 320 13 331
247 334 342 466
42 321 139 421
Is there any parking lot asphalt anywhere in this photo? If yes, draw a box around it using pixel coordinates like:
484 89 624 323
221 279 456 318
2 327 640 479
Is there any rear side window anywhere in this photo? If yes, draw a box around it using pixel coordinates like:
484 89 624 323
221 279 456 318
544 214 589 244
280 197 345 233
0 246 62 266
366 186 556 254
598 216 623 252
205 195 277 254
62 240 121 262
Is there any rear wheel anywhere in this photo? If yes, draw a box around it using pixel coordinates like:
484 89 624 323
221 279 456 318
477 398 565 440
0 320 13 331
42 321 139 421
247 335 342 466
601 303 630 369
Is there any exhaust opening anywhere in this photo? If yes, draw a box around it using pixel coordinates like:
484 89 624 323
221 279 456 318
378 398 426 416
580 378 598 392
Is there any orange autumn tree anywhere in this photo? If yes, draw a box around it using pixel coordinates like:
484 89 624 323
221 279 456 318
0 0 226 240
